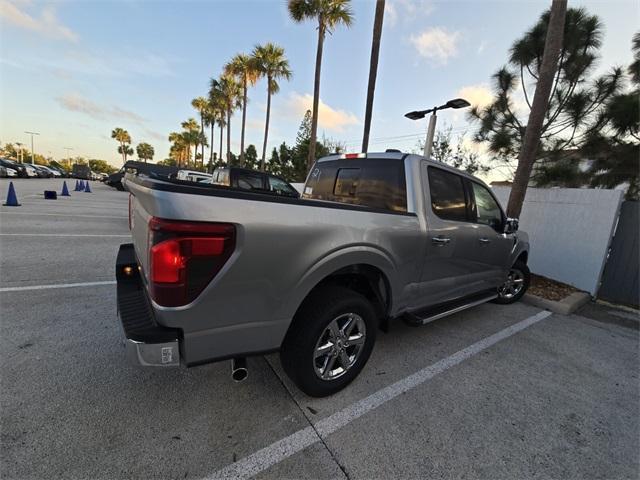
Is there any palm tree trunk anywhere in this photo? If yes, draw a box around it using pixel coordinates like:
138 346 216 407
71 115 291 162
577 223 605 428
308 20 325 171
210 121 215 171
200 113 205 167
261 78 272 172
120 141 126 164
240 80 248 167
507 0 567 219
226 108 231 164
219 122 224 165
362 0 385 153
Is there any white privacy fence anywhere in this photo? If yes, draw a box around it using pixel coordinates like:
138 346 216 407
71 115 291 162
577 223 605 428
492 187 624 295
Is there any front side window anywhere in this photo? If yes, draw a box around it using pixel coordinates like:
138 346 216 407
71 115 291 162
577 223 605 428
471 182 503 231
428 167 467 222
268 176 297 196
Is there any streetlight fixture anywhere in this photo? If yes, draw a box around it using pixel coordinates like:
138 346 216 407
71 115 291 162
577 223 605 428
24 131 40 165
404 98 470 159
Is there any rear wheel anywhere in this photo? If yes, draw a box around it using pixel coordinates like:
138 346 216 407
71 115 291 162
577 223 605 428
493 260 530 304
280 286 377 397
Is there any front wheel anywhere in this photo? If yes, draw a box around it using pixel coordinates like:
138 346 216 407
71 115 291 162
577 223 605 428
493 260 530 304
280 286 377 397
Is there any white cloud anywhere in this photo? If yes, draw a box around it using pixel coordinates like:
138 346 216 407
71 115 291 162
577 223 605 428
386 0 434 27
0 0 77 41
409 27 460 63
283 93 359 132
456 84 494 109
56 93 146 124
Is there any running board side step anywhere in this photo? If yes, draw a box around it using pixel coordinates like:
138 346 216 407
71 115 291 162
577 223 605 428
403 292 498 326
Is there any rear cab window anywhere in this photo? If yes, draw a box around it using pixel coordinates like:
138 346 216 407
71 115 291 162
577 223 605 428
303 158 407 213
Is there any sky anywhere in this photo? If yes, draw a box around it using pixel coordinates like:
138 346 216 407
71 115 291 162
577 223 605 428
0 0 637 180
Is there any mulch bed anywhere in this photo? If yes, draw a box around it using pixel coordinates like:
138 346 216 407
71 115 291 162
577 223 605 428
529 274 580 302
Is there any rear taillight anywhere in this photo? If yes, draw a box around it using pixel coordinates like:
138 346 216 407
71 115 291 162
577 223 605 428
147 217 235 307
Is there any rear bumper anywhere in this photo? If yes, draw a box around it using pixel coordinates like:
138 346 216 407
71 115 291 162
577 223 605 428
116 243 181 367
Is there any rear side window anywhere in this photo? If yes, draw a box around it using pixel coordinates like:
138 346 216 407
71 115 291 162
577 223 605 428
303 158 407 212
235 171 263 190
428 167 467 222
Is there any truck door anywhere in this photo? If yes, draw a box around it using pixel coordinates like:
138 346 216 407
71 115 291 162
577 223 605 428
418 164 488 307
466 180 513 291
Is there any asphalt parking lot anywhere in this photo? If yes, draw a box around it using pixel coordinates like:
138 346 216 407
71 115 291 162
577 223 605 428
1 178 639 480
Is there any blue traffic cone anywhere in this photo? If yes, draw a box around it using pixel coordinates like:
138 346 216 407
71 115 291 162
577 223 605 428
61 181 70 196
74 180 80 191
84 181 92 193
78 180 85 190
3 181 21 206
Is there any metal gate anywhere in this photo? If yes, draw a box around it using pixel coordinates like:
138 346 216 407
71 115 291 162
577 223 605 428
598 201 639 307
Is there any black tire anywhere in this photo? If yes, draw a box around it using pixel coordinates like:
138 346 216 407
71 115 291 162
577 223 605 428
492 260 530 305
280 286 377 397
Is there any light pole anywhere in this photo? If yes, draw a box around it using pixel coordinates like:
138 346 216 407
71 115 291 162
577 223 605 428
24 131 40 164
405 98 470 159
64 147 73 170
15 142 23 163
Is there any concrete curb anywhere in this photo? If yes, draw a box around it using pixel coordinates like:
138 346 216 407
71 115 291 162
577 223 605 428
523 291 591 315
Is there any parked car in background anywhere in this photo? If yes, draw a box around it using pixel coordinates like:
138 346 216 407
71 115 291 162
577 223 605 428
0 159 27 178
0 166 7 178
211 166 300 198
117 151 528 396
30 165 53 178
107 161 179 191
176 170 213 183
46 166 62 177
49 163 69 177
22 164 40 178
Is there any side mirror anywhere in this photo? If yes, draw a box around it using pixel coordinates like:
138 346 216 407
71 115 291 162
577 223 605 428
504 218 519 234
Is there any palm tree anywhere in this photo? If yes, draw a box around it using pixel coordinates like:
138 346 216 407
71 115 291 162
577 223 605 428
362 0 385 153
218 74 242 164
288 0 353 169
181 118 200 166
252 43 292 170
225 54 260 166
111 127 132 164
209 78 225 165
507 0 567 218
217 116 226 165
191 97 209 166
169 132 187 167
136 142 154 163
204 105 217 168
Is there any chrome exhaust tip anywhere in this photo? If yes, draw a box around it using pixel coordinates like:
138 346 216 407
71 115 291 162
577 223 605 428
231 357 248 382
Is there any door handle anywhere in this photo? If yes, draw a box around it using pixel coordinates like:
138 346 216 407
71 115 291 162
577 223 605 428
432 236 451 246
479 238 491 244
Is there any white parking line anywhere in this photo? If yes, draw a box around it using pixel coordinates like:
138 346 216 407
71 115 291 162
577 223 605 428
0 212 128 219
0 281 117 292
208 309 553 480
0 233 129 237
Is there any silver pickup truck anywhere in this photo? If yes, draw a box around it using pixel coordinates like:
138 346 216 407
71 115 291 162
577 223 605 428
117 152 529 396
